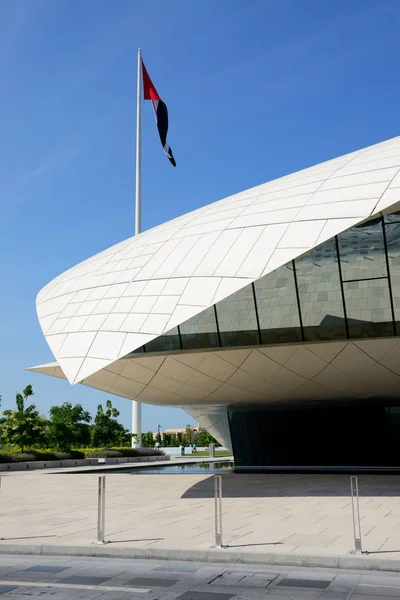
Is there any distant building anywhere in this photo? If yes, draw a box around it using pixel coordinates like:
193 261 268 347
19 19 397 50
152 425 202 440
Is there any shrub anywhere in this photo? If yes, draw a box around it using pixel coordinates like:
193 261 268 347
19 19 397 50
0 449 85 462
82 447 164 458
0 453 36 463
23 449 85 460
84 450 121 458
0 447 162 463
110 447 164 457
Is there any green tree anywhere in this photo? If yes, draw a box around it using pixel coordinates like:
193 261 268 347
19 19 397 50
0 385 46 451
196 430 221 447
48 402 92 450
91 400 131 447
140 432 155 447
184 425 193 444
162 433 171 447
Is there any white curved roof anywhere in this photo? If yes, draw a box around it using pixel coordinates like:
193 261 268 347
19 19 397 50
36 136 400 384
29 338 400 405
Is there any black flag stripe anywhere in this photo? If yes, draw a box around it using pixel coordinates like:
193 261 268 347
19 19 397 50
152 99 176 167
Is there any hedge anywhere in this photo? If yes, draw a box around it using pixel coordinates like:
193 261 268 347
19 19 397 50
0 447 164 463
0 449 84 463
82 447 164 458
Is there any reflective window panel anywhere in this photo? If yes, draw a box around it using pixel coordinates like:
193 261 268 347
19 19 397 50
144 326 181 352
338 218 387 281
254 265 301 344
385 212 400 224
295 238 346 341
215 284 259 347
179 306 220 350
386 221 400 327
343 278 394 338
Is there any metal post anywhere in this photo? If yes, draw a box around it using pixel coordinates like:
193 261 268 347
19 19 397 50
131 47 142 449
213 475 224 548
135 47 142 237
209 443 215 458
95 476 108 545
350 476 362 554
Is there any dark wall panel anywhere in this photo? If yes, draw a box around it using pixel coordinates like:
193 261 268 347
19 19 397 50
229 402 399 468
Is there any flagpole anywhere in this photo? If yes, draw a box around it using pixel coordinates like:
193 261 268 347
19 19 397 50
132 47 142 449
135 47 142 237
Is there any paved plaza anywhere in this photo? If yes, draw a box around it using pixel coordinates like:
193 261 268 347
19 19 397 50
1 467 400 566
1 553 400 599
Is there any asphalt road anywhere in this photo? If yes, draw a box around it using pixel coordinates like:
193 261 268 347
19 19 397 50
0 554 400 599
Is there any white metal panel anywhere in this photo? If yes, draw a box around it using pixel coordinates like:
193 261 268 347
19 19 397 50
35 135 400 384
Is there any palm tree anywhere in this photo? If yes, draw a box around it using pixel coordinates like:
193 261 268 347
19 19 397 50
15 385 35 414
1 385 46 451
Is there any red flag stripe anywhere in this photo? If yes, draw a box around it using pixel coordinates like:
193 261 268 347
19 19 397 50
141 59 161 101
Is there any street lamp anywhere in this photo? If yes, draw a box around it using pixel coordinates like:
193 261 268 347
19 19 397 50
157 424 162 446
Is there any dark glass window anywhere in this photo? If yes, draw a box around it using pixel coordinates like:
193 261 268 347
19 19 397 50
254 265 301 344
295 239 346 341
179 306 219 350
133 213 400 354
144 326 181 352
386 221 400 327
229 402 400 468
343 279 394 338
215 284 259 347
338 218 387 281
132 346 144 354
385 212 400 224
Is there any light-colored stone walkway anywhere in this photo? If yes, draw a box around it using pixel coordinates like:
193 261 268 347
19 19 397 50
1 470 400 560
5 553 400 599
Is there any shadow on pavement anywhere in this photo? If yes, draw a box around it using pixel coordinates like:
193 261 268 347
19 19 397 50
226 541 283 548
1 535 57 541
365 549 400 554
109 538 164 544
181 474 400 498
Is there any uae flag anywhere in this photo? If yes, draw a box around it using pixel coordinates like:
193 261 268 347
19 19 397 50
142 60 176 167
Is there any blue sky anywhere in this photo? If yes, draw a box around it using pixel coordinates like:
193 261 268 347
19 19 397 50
1 0 400 431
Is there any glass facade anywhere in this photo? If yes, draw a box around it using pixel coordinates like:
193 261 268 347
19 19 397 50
296 238 346 341
215 285 259 347
254 265 301 345
385 216 400 332
229 402 400 468
130 213 400 355
179 306 219 350
144 326 181 353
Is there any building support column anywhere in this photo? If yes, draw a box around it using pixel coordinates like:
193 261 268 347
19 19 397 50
131 400 142 448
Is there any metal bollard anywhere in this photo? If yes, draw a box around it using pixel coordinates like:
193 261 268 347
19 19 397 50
213 475 224 548
350 476 362 554
209 443 215 458
95 476 109 545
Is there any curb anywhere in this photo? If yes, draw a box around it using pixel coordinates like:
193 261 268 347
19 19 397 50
1 543 400 572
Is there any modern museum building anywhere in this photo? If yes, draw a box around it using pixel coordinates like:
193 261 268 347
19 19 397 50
30 136 400 470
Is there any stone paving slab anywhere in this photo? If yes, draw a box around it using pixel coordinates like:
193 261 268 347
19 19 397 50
1 471 400 570
2 554 400 599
